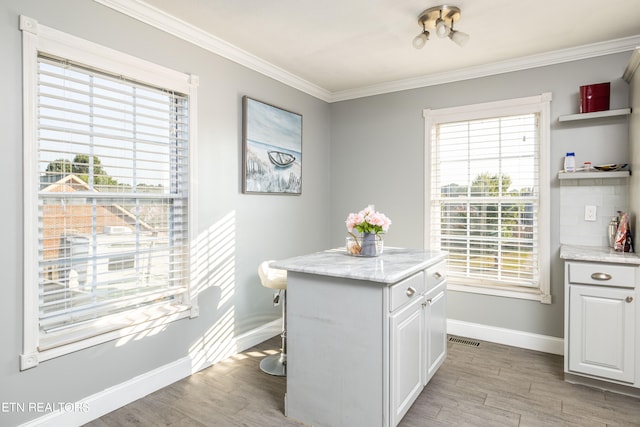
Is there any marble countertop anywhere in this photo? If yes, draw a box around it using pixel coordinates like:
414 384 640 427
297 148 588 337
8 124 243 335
271 247 448 284
560 244 640 265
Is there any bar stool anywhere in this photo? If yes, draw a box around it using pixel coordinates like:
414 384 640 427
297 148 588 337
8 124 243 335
258 260 287 376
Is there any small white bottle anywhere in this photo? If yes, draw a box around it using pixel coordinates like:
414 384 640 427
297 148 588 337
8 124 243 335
564 152 576 173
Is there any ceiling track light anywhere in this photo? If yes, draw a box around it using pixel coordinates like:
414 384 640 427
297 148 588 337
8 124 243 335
412 22 430 49
449 20 470 47
435 9 450 38
413 5 469 48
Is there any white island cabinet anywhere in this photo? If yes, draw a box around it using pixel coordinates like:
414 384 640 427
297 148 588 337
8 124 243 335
561 245 640 395
273 248 448 427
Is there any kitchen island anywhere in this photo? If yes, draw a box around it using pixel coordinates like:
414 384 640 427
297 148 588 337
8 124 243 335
273 247 448 427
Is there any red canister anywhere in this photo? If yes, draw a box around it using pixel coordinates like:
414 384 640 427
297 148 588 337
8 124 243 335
580 82 610 113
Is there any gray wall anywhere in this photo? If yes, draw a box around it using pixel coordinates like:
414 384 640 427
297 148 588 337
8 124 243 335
329 54 631 338
0 0 634 425
1 1 330 425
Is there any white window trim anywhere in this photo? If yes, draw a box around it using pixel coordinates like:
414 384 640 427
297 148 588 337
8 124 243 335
423 93 551 304
20 15 199 369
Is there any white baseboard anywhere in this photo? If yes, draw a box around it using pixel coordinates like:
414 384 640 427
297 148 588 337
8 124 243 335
20 318 561 426
447 319 564 355
20 319 282 427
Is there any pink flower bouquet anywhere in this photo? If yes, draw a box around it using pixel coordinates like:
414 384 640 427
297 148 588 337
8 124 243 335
345 205 391 255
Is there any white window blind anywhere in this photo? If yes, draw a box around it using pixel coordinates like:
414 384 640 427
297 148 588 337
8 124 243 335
430 112 542 291
36 54 190 343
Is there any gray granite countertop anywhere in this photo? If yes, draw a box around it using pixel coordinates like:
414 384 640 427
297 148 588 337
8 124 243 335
560 244 640 265
271 247 448 284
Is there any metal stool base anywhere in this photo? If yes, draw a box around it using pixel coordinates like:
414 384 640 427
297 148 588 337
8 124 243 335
260 352 286 376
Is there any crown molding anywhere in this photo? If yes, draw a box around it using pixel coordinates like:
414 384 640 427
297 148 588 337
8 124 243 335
93 0 333 102
94 0 640 103
331 36 640 102
623 46 640 82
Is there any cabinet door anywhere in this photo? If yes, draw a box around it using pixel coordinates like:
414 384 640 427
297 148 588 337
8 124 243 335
569 284 635 383
425 282 447 383
390 298 424 426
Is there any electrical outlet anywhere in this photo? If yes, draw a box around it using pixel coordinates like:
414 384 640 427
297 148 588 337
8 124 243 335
585 205 597 221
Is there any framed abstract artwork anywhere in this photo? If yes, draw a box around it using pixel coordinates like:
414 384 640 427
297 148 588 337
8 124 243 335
242 96 302 195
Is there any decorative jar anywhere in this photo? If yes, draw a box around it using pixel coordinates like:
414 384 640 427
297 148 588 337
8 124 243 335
346 234 384 257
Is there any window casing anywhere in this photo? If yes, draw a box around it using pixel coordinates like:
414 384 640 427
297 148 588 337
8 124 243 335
424 94 551 303
21 16 199 369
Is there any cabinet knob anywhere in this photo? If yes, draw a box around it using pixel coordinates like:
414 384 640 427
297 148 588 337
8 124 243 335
626 296 634 303
590 272 612 281
406 287 416 297
434 272 442 279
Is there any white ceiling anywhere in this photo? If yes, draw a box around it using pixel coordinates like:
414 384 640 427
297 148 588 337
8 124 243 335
99 0 640 101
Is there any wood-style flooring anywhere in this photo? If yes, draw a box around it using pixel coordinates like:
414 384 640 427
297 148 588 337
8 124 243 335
86 336 640 426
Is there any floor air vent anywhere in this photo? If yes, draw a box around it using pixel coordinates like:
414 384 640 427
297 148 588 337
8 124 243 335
448 336 480 347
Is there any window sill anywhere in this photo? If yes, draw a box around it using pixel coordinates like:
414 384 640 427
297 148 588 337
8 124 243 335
21 303 194 370
447 282 551 304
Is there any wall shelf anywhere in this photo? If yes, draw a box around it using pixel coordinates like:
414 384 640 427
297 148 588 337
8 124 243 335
558 108 631 122
558 170 630 180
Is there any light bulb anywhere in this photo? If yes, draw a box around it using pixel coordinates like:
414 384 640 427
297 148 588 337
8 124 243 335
412 31 429 49
435 18 450 38
449 30 470 47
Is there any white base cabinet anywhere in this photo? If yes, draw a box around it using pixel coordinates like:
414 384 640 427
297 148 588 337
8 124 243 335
425 281 447 382
389 263 448 426
569 284 635 382
564 260 639 389
285 257 447 427
390 293 424 425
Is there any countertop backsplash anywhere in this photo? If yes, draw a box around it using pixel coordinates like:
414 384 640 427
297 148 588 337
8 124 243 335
559 178 629 247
